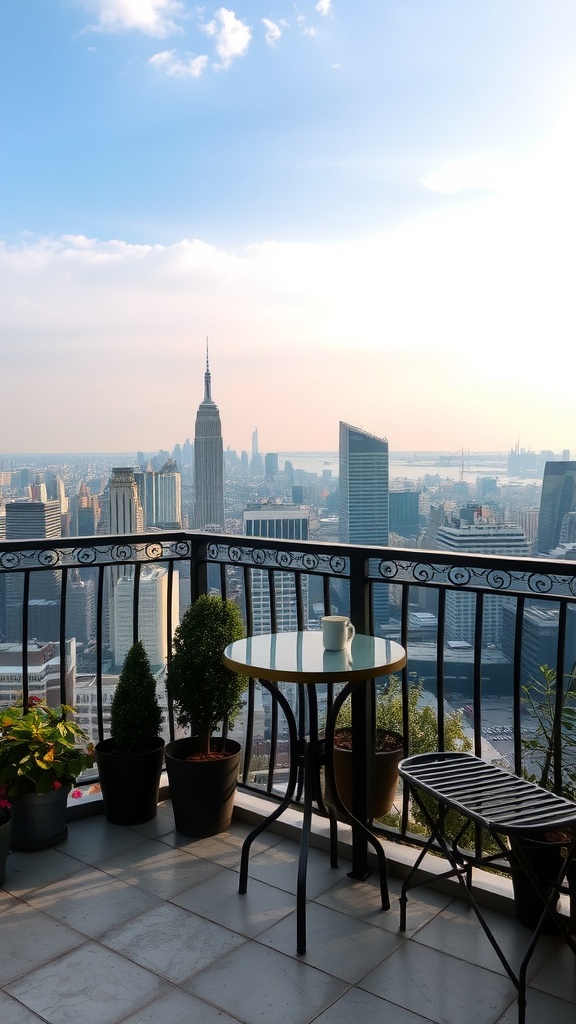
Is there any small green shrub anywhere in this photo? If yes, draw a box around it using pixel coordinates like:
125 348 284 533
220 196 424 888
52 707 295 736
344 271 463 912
111 641 163 753
166 594 246 755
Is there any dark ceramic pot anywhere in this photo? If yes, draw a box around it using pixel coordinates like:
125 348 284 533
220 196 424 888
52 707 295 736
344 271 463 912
0 812 12 884
10 785 71 851
165 736 242 838
509 834 565 933
95 737 165 825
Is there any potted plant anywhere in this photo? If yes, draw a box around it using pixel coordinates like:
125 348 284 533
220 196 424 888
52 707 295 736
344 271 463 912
511 665 576 931
0 698 94 850
327 677 471 820
95 640 165 826
165 594 246 837
0 795 11 885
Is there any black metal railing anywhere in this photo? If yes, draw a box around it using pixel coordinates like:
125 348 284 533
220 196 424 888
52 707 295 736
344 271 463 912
1 529 576 853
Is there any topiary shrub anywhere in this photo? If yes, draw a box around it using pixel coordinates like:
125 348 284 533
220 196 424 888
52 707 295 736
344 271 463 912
166 594 246 755
111 640 163 753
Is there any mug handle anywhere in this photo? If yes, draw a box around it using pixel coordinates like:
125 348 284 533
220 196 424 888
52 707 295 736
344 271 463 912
347 622 355 642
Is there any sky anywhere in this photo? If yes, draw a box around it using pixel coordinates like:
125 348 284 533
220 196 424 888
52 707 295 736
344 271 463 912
2 1 576 456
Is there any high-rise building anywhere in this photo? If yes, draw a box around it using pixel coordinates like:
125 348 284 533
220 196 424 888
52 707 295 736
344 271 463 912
436 516 530 644
339 422 389 631
194 348 225 530
109 468 144 536
4 500 62 641
113 565 179 669
5 499 61 541
537 461 576 554
243 503 310 633
157 459 182 528
107 468 144 656
0 640 76 708
389 490 420 541
67 573 95 648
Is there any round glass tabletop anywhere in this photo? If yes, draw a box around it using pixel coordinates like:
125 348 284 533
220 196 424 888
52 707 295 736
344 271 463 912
223 631 406 684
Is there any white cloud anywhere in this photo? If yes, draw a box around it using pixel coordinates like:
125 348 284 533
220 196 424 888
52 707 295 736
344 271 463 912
303 26 317 37
0 211 575 454
81 0 184 37
262 18 282 47
200 7 251 69
316 0 332 15
150 49 209 77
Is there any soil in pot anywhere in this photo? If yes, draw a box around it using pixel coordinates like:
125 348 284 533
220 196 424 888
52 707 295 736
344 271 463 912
329 728 403 819
165 736 242 838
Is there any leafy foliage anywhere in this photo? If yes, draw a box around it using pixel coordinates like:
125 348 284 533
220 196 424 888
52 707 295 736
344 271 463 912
337 676 473 837
166 594 246 755
521 664 576 799
110 640 163 753
337 676 472 757
0 700 94 796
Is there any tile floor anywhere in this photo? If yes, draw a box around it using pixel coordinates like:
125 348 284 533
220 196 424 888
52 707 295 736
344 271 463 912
1 800 575 1024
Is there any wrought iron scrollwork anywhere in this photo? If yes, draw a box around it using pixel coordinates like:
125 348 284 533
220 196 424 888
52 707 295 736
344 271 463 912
486 569 512 591
527 573 553 595
111 544 133 563
448 566 472 587
38 549 60 567
0 552 20 570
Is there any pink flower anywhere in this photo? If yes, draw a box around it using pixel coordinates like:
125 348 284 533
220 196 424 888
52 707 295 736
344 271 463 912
52 780 62 790
0 798 11 811
70 788 83 800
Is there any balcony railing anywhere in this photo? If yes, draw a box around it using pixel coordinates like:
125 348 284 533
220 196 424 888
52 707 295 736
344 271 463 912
1 529 576 858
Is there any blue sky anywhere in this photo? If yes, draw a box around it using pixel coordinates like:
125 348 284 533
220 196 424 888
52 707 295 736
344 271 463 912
2 1 576 455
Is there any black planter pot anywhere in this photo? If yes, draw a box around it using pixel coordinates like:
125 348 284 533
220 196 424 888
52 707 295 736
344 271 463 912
509 834 565 933
95 737 165 825
165 736 242 838
10 785 71 851
0 812 12 883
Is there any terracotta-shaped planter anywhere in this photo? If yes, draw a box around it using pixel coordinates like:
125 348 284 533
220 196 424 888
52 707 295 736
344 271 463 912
10 786 71 851
329 728 403 819
165 736 241 838
95 737 165 825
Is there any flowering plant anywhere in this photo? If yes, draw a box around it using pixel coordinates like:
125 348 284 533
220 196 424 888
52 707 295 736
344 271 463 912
0 699 95 797
0 795 11 826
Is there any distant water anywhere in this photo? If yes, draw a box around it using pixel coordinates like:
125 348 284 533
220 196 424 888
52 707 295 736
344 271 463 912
277 451 512 484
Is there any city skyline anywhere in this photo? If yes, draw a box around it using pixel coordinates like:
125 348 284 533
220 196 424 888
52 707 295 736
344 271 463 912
2 3 576 453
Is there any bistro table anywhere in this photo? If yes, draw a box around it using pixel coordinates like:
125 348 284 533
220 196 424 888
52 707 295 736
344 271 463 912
223 630 406 953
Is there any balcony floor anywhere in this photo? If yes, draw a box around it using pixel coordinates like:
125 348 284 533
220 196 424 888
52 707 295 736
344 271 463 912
1 802 575 1024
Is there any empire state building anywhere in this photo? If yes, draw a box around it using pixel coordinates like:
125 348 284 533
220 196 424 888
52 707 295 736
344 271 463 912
193 349 225 530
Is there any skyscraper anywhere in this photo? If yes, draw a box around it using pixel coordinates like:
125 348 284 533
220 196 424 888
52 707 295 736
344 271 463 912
5 500 62 641
113 565 179 669
537 461 576 554
339 422 389 630
436 514 530 644
244 499 310 640
193 347 225 530
157 459 182 528
109 468 144 536
107 467 144 657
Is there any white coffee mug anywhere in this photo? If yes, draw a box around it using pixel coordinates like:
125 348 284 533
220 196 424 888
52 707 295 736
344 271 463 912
321 615 355 651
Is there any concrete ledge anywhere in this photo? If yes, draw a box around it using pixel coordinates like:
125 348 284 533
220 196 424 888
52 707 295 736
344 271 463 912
233 789 565 921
